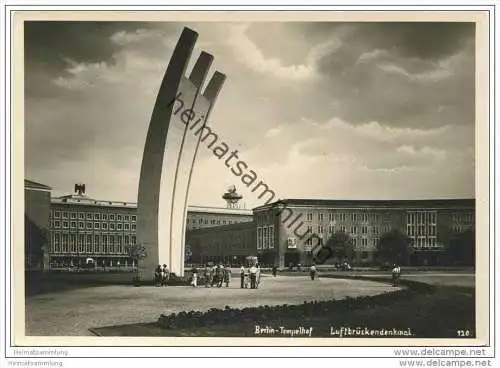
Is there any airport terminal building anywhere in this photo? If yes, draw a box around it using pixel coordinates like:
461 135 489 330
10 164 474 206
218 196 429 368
253 199 475 267
187 198 475 268
31 182 252 269
25 180 475 269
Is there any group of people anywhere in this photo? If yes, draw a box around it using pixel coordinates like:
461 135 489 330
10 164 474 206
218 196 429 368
154 264 170 287
189 263 265 289
240 264 261 289
189 264 232 288
157 262 402 288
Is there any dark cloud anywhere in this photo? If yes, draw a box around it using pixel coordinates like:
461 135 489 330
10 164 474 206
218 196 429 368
306 23 474 129
24 21 179 98
225 22 475 130
329 60 474 129
306 22 475 63
353 22 474 60
24 21 161 67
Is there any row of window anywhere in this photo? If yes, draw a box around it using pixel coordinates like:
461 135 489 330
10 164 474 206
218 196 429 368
301 236 379 248
303 212 391 223
52 233 136 245
452 213 474 225
51 211 136 222
52 243 125 254
410 236 438 248
188 218 246 226
52 233 136 254
257 226 275 250
453 225 473 233
304 225 391 236
407 224 437 237
355 238 370 248
260 209 475 228
51 220 136 231
406 211 437 225
294 235 438 250
49 259 136 269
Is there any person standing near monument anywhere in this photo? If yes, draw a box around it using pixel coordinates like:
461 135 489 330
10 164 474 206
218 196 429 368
243 266 250 288
391 264 401 287
154 265 162 287
204 265 212 287
211 264 218 287
249 264 257 289
240 265 245 288
191 267 198 288
256 264 261 288
217 263 224 288
224 265 231 288
272 265 278 277
162 264 169 287
213 264 220 287
396 264 401 286
310 264 317 280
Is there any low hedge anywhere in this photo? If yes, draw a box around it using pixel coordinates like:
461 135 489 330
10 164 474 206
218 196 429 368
156 277 437 330
157 289 411 330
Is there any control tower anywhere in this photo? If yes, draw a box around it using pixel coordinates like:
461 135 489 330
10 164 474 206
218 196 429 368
222 185 243 209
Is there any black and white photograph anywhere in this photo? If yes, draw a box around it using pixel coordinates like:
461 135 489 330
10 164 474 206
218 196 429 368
9 7 492 356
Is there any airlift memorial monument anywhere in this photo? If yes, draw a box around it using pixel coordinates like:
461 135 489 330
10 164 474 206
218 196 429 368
136 27 226 280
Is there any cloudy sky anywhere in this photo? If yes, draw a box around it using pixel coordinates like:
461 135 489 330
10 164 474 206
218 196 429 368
24 21 475 208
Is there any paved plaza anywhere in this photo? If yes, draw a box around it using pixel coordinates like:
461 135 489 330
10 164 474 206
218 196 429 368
25 275 399 336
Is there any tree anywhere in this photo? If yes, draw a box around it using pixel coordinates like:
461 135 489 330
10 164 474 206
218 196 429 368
125 243 148 285
376 229 413 266
328 231 355 261
125 243 147 266
313 231 354 265
447 228 475 266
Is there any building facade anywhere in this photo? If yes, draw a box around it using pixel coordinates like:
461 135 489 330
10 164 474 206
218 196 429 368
185 205 253 230
46 186 253 269
49 192 137 269
253 199 475 267
40 183 475 269
186 221 256 266
25 180 52 270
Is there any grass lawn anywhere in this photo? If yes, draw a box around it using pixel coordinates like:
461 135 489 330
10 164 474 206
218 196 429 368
91 278 475 338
